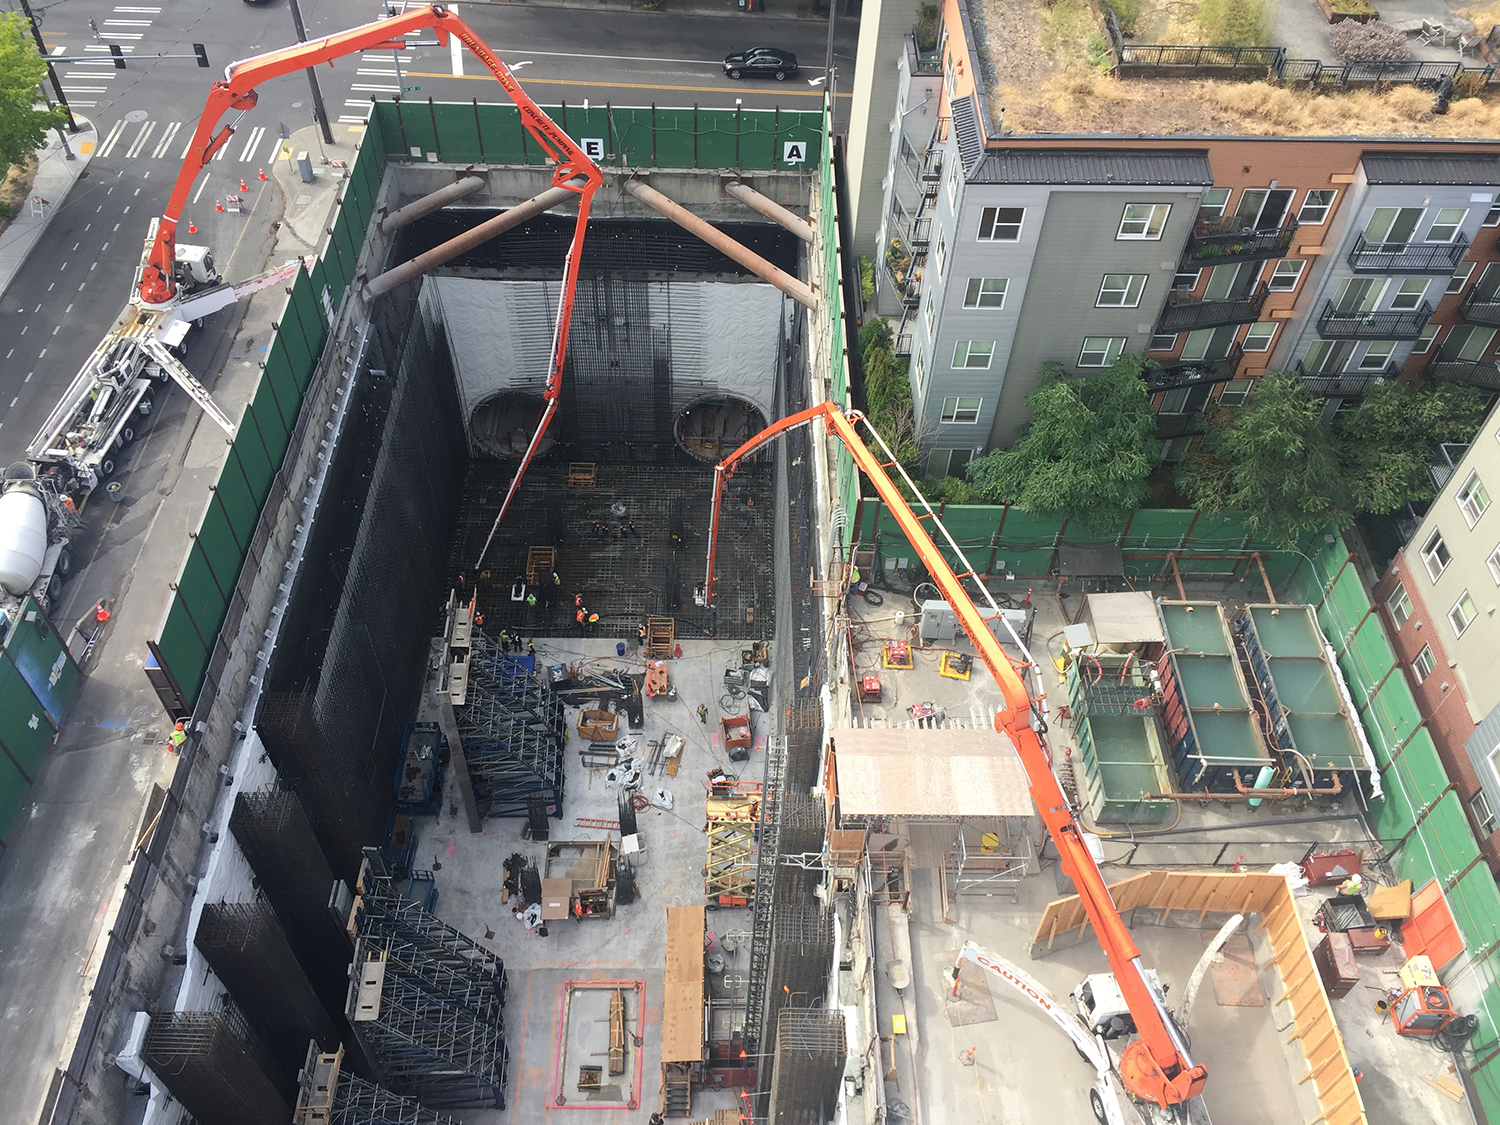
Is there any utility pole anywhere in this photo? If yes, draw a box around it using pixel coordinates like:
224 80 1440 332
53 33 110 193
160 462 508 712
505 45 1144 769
286 0 335 146
15 0 78 133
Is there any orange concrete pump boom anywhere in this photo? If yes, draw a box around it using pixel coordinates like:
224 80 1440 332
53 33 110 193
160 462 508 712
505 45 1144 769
139 7 601 554
704 402 1207 1111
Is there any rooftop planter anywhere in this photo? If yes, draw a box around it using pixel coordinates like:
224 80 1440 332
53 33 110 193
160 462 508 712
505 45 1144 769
1317 0 1378 23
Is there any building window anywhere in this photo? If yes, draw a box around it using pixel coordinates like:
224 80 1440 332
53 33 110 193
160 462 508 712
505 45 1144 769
952 340 994 369
941 396 982 423
1150 333 1179 352
1097 274 1147 308
1218 378 1253 406
1448 262 1476 294
1473 792 1498 838
1486 204 1500 227
1297 189 1337 225
934 232 947 277
924 295 936 337
1387 582 1413 628
1422 531 1452 581
913 350 927 391
1414 325 1441 354
1198 188 1230 223
1268 260 1306 292
1079 337 1126 367
1458 471 1492 527
1118 203 1170 240
1242 323 1277 352
963 277 1008 309
1173 270 1201 291
1359 341 1396 370
929 447 973 477
1489 542 1500 584
1160 436 1193 462
1391 279 1431 310
1413 644 1437 684
1451 591 1479 635
947 160 962 207
977 207 1023 241
1427 207 1469 243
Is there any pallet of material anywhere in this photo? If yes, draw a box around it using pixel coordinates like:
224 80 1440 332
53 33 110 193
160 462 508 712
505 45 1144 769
568 462 597 488
579 708 621 742
645 616 675 660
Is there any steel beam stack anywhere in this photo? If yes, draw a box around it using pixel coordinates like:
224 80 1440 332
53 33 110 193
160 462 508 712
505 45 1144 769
296 1041 460 1125
193 900 340 1080
141 1006 290 1125
346 936 509 1110
455 631 566 817
765 1009 847 1125
229 787 354 1018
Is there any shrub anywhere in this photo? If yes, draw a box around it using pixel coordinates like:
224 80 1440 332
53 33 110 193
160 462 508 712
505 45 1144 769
858 257 874 304
1329 20 1410 60
1327 0 1375 14
1099 0 1142 36
1196 0 1276 45
915 3 941 50
0 200 12 222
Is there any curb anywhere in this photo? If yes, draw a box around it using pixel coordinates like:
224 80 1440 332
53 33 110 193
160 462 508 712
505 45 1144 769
0 117 97 303
459 0 839 21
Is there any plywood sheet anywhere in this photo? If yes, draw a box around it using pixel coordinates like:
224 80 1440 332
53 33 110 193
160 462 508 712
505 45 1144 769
832 729 1031 818
663 906 705 1062
1085 591 1165 645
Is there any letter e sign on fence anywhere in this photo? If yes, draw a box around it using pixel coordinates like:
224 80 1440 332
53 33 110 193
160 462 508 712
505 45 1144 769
783 141 806 165
581 138 605 160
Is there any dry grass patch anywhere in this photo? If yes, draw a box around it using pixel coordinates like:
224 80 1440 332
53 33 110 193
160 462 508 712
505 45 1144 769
0 161 39 239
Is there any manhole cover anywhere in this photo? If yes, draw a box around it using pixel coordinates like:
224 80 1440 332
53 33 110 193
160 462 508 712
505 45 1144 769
292 101 303 109
125 109 148 123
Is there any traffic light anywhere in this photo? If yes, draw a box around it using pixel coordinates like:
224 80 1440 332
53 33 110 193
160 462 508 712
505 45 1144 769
110 44 126 69
193 43 209 68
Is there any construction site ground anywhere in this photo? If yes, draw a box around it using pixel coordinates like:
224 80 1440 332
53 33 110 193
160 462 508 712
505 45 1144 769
842 582 1467 1125
411 635 765 1124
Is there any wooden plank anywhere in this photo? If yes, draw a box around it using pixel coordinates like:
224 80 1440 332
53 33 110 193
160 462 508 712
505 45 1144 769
1420 1075 1465 1102
1310 1085 1359 1125
663 906 706 1063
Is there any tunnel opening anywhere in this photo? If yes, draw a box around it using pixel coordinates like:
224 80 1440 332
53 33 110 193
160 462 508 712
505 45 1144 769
469 390 552 459
676 395 769 462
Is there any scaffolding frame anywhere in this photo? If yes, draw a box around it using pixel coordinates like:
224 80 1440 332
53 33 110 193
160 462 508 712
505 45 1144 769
743 735 787 1055
456 632 566 818
353 876 509 1001
296 1042 460 1125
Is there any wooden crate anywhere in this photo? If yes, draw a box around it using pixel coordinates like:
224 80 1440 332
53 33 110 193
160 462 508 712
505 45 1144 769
526 546 555 585
645 616 675 659
568 462 597 488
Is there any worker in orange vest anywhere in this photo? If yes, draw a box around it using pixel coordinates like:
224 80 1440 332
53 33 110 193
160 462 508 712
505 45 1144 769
576 607 586 625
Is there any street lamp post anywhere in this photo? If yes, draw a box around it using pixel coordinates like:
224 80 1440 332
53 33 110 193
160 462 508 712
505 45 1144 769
286 0 336 146
16 0 79 132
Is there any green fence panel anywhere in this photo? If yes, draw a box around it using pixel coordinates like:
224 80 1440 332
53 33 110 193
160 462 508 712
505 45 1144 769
1368 779 1417 844
209 471 259 552
230 407 278 505
653 108 698 168
262 345 303 432
4 602 77 726
0 656 56 774
158 596 210 705
1472 1057 1500 1125
290 269 328 381
0 752 29 845
195 499 247 600
389 98 440 158
1123 509 1197 548
249 379 292 465
1183 511 1255 550
177 543 229 641
1451 866 1500 959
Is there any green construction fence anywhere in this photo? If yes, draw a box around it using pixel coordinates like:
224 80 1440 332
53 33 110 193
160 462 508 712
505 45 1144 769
0 598 80 849
151 101 826 708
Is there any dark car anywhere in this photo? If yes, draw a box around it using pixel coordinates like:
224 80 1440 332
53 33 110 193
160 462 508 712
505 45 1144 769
723 47 798 81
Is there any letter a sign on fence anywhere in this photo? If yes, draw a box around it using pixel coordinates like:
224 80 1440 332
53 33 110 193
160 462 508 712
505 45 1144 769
783 141 806 165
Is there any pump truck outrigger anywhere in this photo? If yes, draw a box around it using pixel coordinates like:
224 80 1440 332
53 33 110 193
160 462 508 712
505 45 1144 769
700 402 1208 1115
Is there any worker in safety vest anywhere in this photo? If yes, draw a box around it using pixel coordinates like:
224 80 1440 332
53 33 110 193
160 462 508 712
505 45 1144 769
587 612 599 625
576 608 586 625
527 640 536 658
166 721 187 752
574 593 582 608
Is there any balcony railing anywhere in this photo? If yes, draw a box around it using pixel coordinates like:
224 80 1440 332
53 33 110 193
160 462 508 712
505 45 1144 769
1157 284 1269 332
910 31 942 75
1295 360 1396 397
1317 300 1432 339
1155 413 1206 440
1143 346 1243 392
1183 219 1299 265
895 333 912 358
884 254 922 308
1460 288 1500 327
1427 353 1500 390
1346 233 1470 274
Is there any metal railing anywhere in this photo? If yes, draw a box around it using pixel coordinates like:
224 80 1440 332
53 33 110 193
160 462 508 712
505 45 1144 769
910 31 942 76
1427 352 1500 390
1347 233 1470 274
894 332 913 358
1144 346 1243 392
1295 359 1396 396
1317 299 1432 339
883 255 922 308
1155 412 1207 439
1184 220 1298 265
1158 283 1269 332
1116 41 1285 75
1460 288 1500 327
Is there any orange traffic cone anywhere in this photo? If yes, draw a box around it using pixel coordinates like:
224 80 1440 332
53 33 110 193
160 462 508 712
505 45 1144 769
257 166 267 181
187 218 197 234
214 198 223 212
240 176 248 191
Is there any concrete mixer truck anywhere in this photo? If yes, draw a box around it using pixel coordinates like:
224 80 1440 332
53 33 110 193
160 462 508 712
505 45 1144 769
0 465 81 631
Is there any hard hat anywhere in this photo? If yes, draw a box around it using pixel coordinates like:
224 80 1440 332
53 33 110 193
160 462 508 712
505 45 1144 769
175 721 186 730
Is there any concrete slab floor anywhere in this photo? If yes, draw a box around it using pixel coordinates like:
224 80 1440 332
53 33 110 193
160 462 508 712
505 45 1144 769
411 635 762 1124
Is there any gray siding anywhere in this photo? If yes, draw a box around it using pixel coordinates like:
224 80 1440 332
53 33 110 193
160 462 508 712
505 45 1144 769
1467 701 1500 832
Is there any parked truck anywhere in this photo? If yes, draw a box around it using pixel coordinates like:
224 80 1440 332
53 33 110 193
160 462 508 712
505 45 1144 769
0 464 80 628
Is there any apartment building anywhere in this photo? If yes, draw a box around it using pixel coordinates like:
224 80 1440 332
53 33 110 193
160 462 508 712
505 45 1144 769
1373 406 1500 873
864 0 1500 468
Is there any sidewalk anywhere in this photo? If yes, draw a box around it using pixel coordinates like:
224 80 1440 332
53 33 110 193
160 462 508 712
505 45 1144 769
0 118 97 301
463 0 838 20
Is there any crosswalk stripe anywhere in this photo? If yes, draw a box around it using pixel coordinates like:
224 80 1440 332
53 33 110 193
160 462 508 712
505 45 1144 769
263 132 283 163
357 68 396 75
151 121 180 159
62 86 108 93
338 115 369 124
112 5 162 10
213 138 228 160
351 83 397 92
67 101 98 108
239 125 265 162
97 118 128 158
345 99 372 108
124 121 155 159
85 43 134 52
106 32 144 39
103 18 152 25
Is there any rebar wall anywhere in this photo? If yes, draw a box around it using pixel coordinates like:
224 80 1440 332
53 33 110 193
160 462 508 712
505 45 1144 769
229 787 354 1020
193 901 339 1081
141 1007 290 1125
766 1009 847 1125
259 281 468 878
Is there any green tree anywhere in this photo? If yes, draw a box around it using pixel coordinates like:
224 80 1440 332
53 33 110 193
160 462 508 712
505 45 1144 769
1177 372 1351 545
966 354 1160 528
1337 379 1486 514
0 13 63 171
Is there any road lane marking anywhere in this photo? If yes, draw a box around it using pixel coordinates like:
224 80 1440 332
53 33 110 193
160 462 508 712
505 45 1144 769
351 83 398 93
193 173 211 203
97 118 128 158
263 132 282 162
239 125 265 162
124 120 155 159
404 71 847 98
152 121 181 158
450 3 463 75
